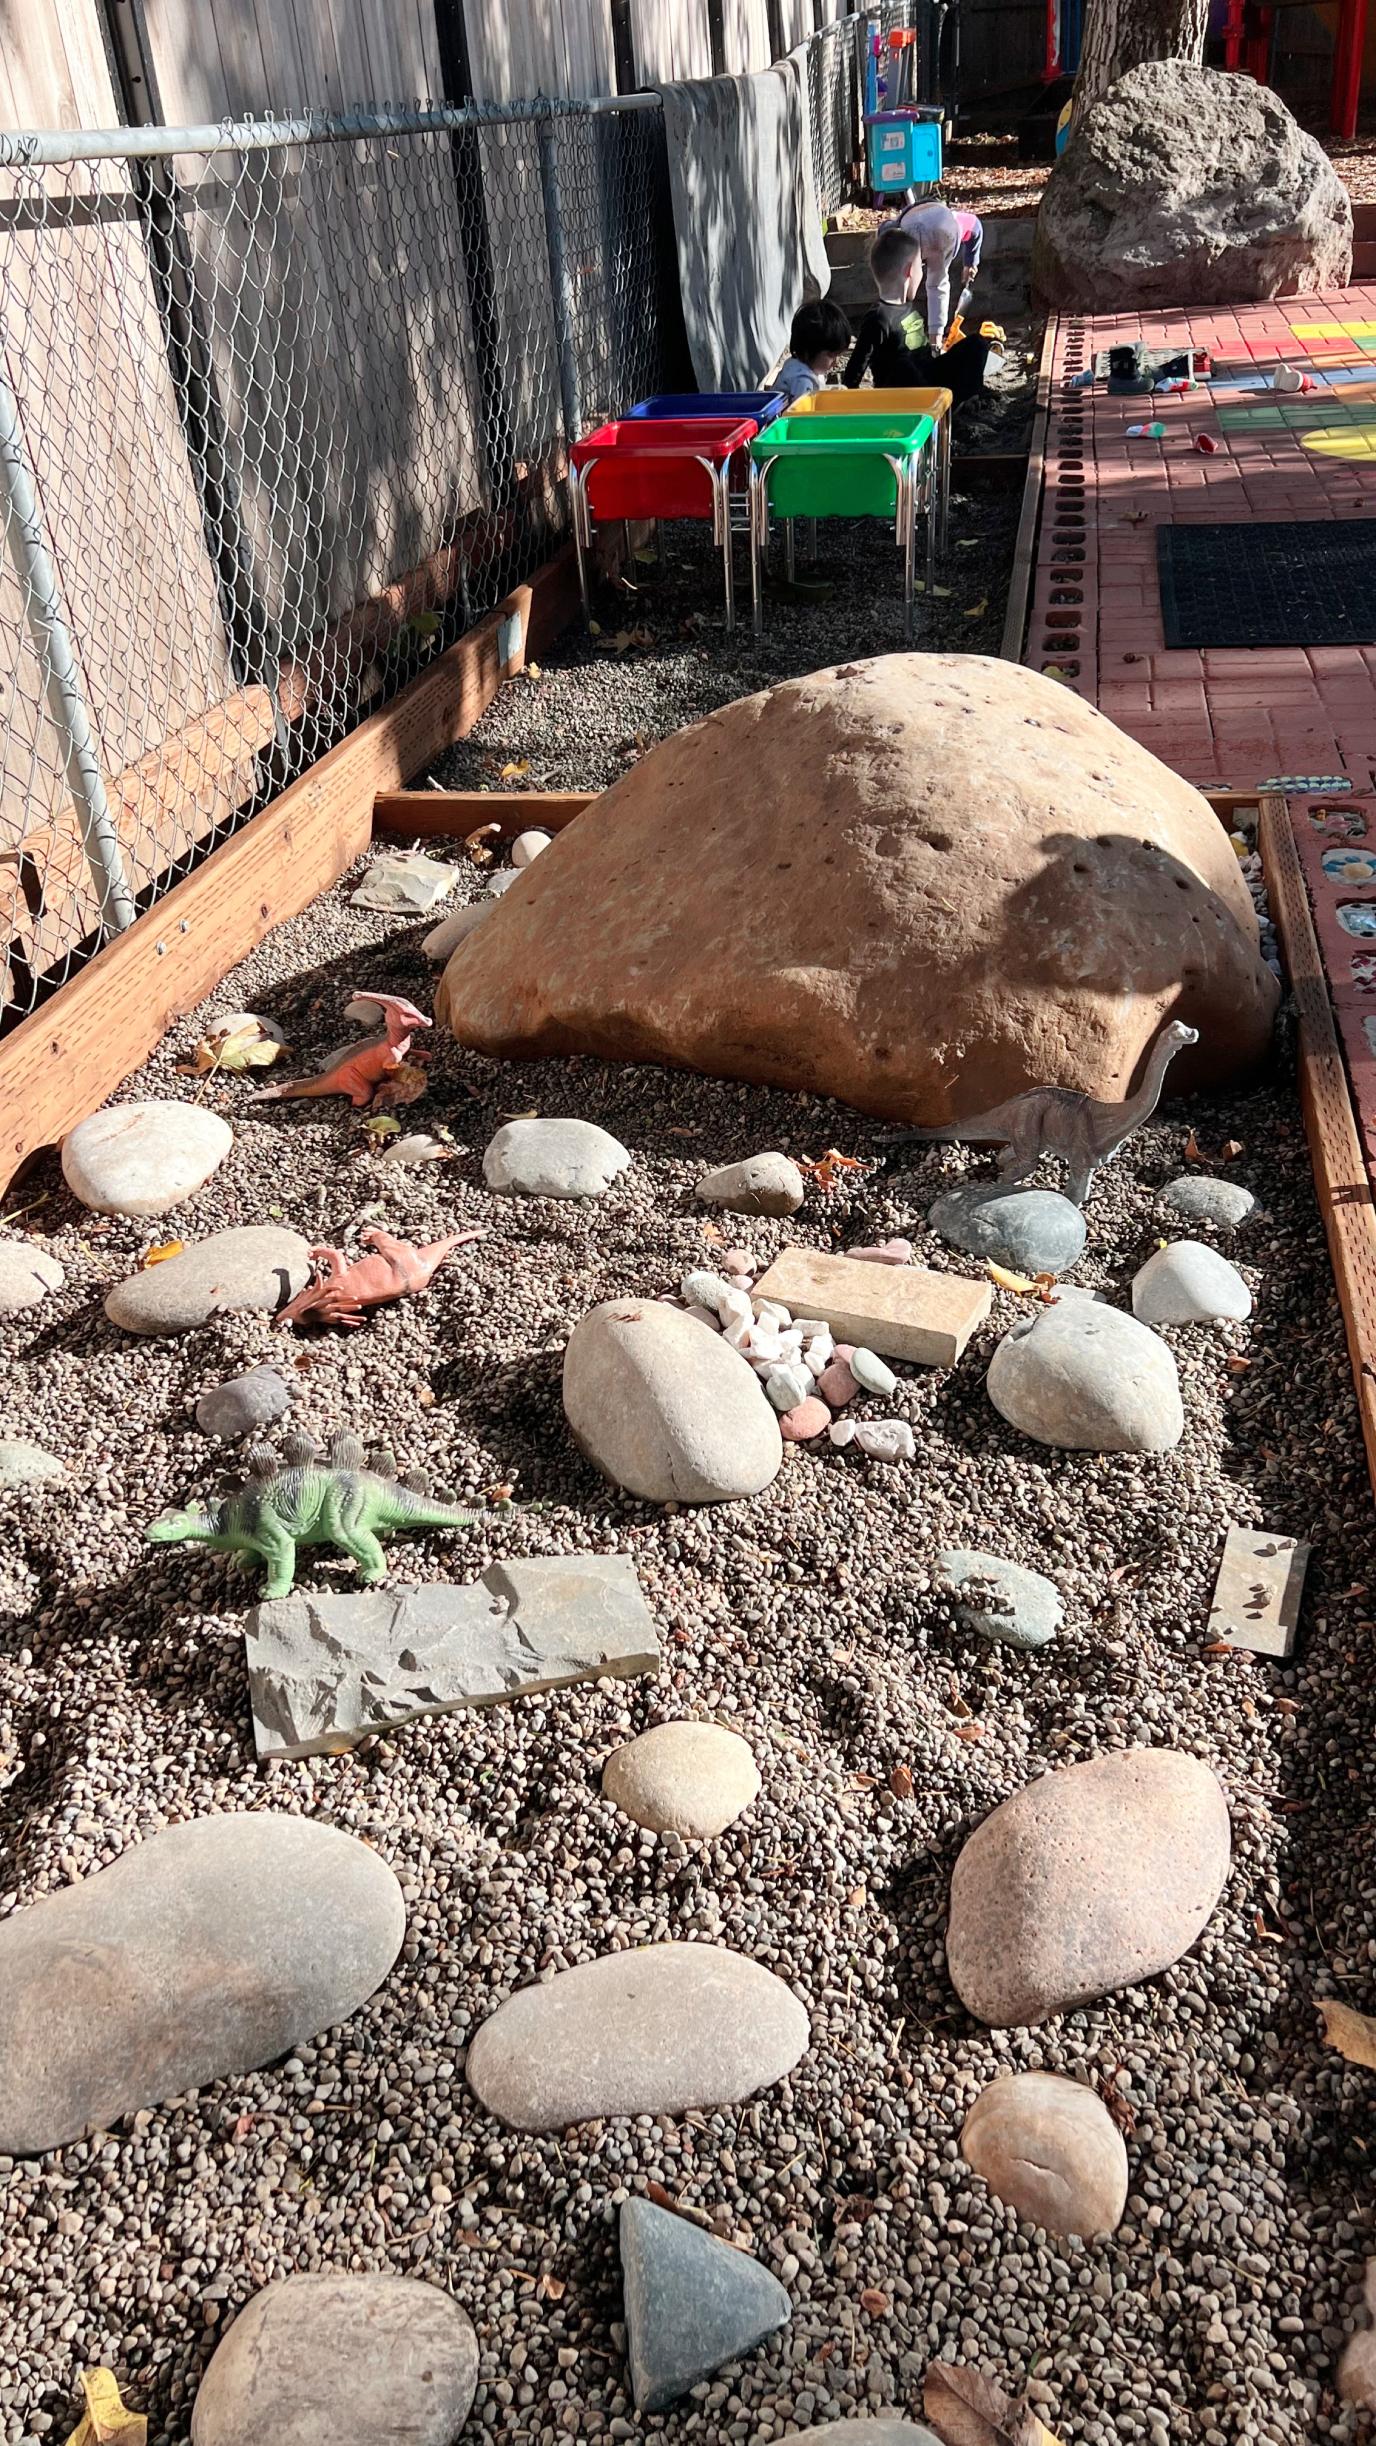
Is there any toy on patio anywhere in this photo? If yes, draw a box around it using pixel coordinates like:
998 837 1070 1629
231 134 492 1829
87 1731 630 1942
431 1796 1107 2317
146 1431 480 1599
251 990 429 1112
882 1019 1200 1207
276 1224 483 1332
569 408 767 634
748 410 939 639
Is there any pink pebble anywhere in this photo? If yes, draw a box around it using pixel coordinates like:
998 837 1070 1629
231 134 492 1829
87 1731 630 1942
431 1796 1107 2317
834 1342 856 1363
726 1271 754 1291
815 1357 860 1409
721 1247 754 1274
780 1396 831 1442
847 1238 913 1266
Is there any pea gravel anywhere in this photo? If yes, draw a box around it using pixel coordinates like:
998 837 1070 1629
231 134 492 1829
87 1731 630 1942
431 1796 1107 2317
2 656 1375 2444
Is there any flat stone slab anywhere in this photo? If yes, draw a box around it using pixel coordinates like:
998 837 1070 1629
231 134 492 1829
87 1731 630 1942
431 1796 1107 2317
621 2197 790 2414
106 1227 312 1335
751 1247 991 1368
247 1555 660 1760
191 2275 478 2446
0 1815 404 2154
349 849 459 911
1207 1523 1309 1659
465 1941 809 2130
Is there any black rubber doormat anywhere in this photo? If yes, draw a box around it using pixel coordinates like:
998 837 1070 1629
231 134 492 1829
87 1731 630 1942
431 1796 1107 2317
1157 519 1376 649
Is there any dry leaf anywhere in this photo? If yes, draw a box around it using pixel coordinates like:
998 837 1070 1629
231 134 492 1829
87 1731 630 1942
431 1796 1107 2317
859 2287 889 2316
953 1721 984 1742
1253 1909 1287 1946
987 1260 1037 1295
1226 1355 1251 1374
588 619 603 636
524 660 542 679
1319 1995 1376 2068
65 2368 147 2446
535 2271 564 2299
923 2362 1062 2446
1183 1128 1204 1163
645 2180 677 2209
498 759 529 781
889 1763 914 1800
964 598 989 618
141 1239 183 1268
1221 1137 1244 1159
700 1219 724 1244
847 1883 867 1907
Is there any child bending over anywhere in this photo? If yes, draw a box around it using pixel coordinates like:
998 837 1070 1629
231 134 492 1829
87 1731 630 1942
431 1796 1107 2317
881 199 983 351
844 226 991 407
774 296 854 405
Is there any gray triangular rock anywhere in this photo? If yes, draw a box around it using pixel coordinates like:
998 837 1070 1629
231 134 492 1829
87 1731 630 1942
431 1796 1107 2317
621 2197 789 2413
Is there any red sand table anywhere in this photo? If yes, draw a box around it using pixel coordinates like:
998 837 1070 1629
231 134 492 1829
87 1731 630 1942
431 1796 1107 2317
568 415 757 633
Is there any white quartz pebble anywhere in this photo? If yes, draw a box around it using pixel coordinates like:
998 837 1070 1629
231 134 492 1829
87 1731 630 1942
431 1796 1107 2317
766 1362 814 1413
510 829 552 868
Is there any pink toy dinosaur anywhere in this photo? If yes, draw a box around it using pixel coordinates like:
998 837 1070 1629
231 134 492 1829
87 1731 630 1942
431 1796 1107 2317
252 992 430 1111
276 1225 484 1331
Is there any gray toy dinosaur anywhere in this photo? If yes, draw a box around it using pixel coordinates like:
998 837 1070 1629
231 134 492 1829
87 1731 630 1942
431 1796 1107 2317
883 1017 1199 1207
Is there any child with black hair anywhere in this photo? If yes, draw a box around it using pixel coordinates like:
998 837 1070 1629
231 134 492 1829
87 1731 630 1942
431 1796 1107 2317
774 295 854 405
844 225 992 407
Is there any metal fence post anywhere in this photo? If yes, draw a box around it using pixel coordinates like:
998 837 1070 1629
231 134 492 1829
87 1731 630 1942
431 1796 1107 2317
537 109 582 446
0 362 136 935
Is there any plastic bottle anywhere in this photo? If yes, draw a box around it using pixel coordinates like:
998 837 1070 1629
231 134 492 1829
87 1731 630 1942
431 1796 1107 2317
1125 421 1166 438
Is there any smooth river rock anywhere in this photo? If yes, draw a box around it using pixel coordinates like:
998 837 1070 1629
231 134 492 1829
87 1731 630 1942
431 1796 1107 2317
195 1366 293 1439
62 1100 232 1217
946 1747 1231 2028
563 1299 782 1503
423 900 491 962
466 1942 809 2130
0 1815 405 2153
0 1438 65 1490
961 2070 1129 2238
483 1116 632 1199
986 1300 1183 1452
696 1152 805 1217
1159 1174 1256 1229
784 2430 943 2443
0 1240 64 1318
247 1558 660 1760
928 1182 1087 1275
622 2197 790 2413
1131 1239 1253 1326
191 2275 478 2446
935 1548 1061 1651
106 1228 312 1335
603 1721 761 1838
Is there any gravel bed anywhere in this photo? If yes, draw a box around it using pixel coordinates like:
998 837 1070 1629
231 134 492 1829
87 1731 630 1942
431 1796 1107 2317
0 817 1375 2445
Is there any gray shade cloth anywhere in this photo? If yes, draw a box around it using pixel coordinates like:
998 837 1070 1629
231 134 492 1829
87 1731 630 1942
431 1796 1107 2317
656 50 831 392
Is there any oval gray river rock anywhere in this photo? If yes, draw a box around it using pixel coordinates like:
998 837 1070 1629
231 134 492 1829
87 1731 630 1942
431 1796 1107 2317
106 1227 312 1335
191 2275 477 2446
0 1814 405 2154
466 1941 809 2130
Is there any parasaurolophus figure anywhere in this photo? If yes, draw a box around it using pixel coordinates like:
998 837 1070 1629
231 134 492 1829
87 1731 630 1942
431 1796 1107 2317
883 1017 1199 1207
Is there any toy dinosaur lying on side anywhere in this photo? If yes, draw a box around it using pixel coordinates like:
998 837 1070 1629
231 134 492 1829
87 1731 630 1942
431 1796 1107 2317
251 991 429 1110
276 1224 483 1331
883 1018 1199 1207
146 1431 479 1598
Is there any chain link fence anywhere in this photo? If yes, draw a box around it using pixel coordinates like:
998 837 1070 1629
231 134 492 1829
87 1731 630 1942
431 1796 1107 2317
0 22 882 1028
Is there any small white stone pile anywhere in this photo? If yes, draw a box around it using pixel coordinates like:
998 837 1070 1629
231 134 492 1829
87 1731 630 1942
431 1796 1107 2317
674 1260 915 1459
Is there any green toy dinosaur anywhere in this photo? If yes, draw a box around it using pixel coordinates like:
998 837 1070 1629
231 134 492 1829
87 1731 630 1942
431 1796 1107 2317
146 1431 480 1599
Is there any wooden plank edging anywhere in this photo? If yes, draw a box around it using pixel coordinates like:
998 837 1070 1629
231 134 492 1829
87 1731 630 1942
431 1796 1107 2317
0 548 581 1194
999 311 1058 666
375 790 595 840
1260 793 1376 1497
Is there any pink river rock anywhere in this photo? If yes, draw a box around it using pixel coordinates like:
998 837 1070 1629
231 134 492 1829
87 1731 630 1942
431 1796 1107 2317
780 1397 831 1442
847 1238 914 1266
815 1357 860 1409
721 1248 755 1275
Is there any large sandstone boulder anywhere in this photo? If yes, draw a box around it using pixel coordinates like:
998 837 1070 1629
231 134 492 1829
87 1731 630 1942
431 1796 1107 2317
436 657 1276 1122
1034 63 1352 311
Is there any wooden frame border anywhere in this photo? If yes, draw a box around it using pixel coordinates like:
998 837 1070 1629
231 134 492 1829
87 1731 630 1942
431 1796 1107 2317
999 311 1057 665
0 549 580 1192
1259 791 1376 1494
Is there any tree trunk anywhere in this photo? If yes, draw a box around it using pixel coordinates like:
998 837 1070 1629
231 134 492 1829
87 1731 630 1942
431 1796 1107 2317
1072 0 1209 121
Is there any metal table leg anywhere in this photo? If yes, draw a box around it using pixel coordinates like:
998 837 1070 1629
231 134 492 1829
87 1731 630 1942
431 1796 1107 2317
749 461 768 637
903 471 917 644
785 518 796 582
569 469 592 622
938 411 951 556
924 441 936 597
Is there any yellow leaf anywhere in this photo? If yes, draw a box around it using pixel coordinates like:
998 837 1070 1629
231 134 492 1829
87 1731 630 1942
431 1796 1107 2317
611 629 633 651
66 2367 147 2446
524 660 542 678
588 620 603 636
1319 1995 1376 2069
499 759 529 781
141 1239 183 1268
986 1260 1037 1294
964 598 989 618
933 584 952 599
956 536 979 548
